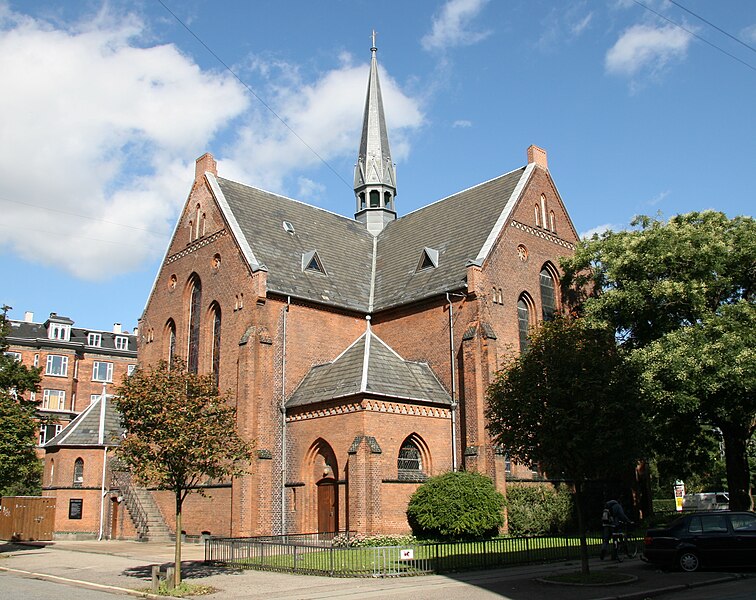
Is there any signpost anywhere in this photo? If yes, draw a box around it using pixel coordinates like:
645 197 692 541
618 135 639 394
674 480 685 512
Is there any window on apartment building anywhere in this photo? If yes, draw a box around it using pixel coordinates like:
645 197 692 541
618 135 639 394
87 333 102 347
115 336 128 350
92 361 113 382
42 389 66 410
4 351 21 362
45 354 69 376
73 458 84 488
49 323 71 341
39 423 62 446
90 394 101 405
127 364 136 376
188 276 202 373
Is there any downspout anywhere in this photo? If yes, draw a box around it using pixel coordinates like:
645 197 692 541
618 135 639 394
280 296 290 535
98 385 107 541
446 293 458 472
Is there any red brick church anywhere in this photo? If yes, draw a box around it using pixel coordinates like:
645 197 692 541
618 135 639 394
46 41 579 540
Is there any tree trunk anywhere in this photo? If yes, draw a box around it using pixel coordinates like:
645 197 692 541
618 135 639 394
174 491 183 586
573 482 590 576
721 424 753 511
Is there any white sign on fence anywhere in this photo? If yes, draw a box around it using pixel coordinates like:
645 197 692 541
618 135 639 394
399 549 414 561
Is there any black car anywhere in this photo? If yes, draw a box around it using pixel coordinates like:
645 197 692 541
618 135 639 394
642 511 756 572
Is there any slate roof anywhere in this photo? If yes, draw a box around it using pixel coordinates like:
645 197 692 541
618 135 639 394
217 178 375 312
45 394 124 448
286 326 452 408
212 165 529 313
6 319 137 355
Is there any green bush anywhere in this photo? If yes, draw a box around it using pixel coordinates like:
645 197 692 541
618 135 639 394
506 484 573 536
332 533 417 547
652 498 676 513
406 471 505 541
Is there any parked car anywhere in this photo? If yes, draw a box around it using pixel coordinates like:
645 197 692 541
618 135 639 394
682 492 729 511
642 511 756 572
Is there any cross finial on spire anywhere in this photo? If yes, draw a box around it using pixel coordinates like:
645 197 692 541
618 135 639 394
371 29 377 52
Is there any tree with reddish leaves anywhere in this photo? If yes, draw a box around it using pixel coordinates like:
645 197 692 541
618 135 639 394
115 359 253 586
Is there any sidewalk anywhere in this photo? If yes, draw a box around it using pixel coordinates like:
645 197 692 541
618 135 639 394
0 539 748 599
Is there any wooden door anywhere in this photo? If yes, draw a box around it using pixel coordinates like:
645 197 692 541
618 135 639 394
110 498 119 539
317 479 337 534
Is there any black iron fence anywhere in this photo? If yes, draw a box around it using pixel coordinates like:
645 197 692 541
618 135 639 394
205 533 615 578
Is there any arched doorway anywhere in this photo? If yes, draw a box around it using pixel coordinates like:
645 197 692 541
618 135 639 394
317 477 338 534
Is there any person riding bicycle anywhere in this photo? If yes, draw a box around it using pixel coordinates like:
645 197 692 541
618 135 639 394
600 499 633 560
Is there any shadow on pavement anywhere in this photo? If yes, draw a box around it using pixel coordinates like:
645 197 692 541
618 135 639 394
122 559 245 581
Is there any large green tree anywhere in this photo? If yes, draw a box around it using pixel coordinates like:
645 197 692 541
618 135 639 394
114 360 254 585
637 301 756 510
486 317 646 575
0 313 42 496
561 211 756 510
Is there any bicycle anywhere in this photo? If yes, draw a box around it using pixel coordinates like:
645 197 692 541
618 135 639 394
610 525 638 561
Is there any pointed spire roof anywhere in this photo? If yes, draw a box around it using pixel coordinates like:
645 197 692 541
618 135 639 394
45 391 124 448
354 35 395 191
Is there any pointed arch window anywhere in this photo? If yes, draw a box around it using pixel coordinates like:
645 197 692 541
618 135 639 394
166 319 176 366
534 204 541 227
540 195 548 230
73 458 84 488
188 277 202 373
398 436 427 481
517 294 534 353
211 303 221 387
549 210 556 233
540 267 557 321
369 190 380 208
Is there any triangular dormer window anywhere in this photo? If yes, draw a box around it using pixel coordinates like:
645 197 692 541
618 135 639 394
302 250 326 274
417 247 439 272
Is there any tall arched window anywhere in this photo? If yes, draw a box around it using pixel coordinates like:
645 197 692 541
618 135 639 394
540 195 548 230
534 204 541 227
166 319 176 365
540 267 557 321
517 295 532 353
73 458 84 488
188 277 202 373
211 303 221 387
549 210 556 233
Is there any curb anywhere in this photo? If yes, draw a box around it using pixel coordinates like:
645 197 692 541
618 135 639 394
591 573 744 600
0 565 162 599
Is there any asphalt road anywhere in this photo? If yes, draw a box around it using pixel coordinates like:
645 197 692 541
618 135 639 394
0 571 132 599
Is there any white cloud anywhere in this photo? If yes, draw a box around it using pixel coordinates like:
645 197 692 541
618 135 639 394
220 58 424 195
0 7 248 280
741 24 756 43
0 7 424 281
580 223 623 239
646 190 670 207
605 23 694 79
538 3 593 51
453 119 472 128
422 0 491 52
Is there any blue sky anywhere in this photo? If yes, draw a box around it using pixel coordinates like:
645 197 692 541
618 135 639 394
1 0 754 332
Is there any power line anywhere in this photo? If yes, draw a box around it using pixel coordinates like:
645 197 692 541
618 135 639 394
0 196 170 238
666 0 756 55
632 0 756 73
156 0 353 191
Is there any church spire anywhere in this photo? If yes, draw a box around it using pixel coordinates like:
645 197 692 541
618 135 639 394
354 31 397 235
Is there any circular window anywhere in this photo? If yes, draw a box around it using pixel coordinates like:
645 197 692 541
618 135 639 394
517 245 528 262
